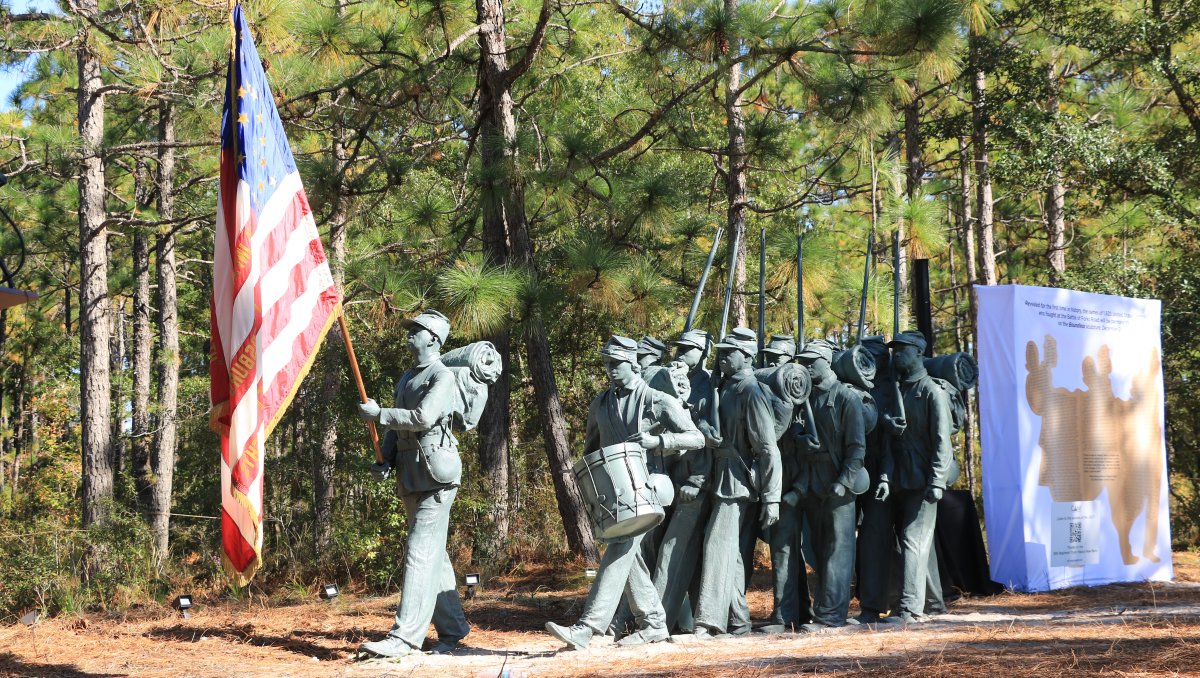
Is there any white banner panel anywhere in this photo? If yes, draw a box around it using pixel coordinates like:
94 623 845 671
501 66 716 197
977 285 1172 591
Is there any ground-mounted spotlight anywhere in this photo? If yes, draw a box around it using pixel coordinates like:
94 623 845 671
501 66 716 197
464 573 481 600
172 594 194 619
585 568 597 580
319 584 340 601
19 610 39 626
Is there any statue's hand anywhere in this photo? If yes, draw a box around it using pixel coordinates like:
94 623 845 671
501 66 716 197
925 486 944 503
760 502 779 529
782 490 800 508
883 415 906 437
680 485 701 503
875 481 890 502
369 462 392 482
630 432 662 450
829 482 847 498
803 434 821 452
358 399 382 422
699 422 722 449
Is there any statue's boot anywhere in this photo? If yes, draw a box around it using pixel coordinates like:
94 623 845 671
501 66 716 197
359 635 419 658
545 622 593 651
616 626 669 647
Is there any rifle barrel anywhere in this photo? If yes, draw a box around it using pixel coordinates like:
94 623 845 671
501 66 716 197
685 226 723 333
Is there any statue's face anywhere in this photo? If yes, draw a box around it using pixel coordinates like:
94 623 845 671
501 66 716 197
765 352 791 368
638 354 657 369
604 357 638 388
805 356 832 382
718 348 750 376
675 346 702 369
406 326 437 354
892 344 921 373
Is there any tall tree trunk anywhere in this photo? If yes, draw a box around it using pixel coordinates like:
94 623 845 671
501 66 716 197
131 158 154 516
131 228 153 515
476 0 593 560
313 106 349 561
1045 63 1066 284
10 365 24 513
109 303 126 487
78 0 113 527
971 39 998 287
957 137 979 498
724 0 749 330
899 89 922 323
904 93 923 200
474 0 520 562
150 102 179 565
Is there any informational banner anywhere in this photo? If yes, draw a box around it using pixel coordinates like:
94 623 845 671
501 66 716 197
976 285 1172 591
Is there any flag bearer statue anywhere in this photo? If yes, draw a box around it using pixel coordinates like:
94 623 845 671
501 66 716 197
356 310 472 658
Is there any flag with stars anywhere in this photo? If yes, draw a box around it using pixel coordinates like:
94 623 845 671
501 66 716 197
211 4 341 585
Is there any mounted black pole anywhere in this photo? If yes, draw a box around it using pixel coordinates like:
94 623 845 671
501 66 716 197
797 230 804 347
684 226 723 333
891 229 906 423
892 230 902 336
713 226 742 436
914 258 934 357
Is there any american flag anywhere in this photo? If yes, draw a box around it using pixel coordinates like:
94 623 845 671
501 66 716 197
211 5 341 585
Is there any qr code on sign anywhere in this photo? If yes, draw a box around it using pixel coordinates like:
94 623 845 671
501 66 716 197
1069 521 1082 544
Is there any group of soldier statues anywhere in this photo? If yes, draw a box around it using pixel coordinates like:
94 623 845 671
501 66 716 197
545 326 963 649
349 309 964 659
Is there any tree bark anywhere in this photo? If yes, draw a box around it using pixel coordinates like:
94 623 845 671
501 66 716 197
109 303 126 485
1045 63 1066 284
899 88 923 324
473 0 525 561
971 39 998 287
725 0 749 330
78 0 114 526
150 102 179 564
131 227 153 514
957 136 979 496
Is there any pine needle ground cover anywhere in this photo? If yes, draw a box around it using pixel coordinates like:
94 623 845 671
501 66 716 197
2 552 1198 677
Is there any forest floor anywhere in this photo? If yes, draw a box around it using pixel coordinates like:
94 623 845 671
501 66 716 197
2 551 1199 677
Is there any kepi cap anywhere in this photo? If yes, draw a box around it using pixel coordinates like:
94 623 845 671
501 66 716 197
761 334 796 356
637 336 668 359
795 339 835 364
601 335 639 363
887 330 928 353
715 327 758 357
402 310 451 344
861 335 889 357
672 329 711 352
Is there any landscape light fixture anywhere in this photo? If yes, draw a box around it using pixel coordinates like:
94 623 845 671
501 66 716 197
464 573 480 600
319 584 340 600
172 594 194 619
19 610 39 626
585 568 597 580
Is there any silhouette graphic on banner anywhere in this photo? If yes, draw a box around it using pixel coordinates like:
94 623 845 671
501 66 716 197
1024 335 1164 566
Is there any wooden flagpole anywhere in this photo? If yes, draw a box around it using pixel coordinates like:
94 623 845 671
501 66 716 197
339 312 383 463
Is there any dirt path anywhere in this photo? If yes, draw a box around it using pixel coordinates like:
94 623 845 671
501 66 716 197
3 553 1199 677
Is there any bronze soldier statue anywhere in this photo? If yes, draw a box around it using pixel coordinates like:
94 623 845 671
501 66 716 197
545 336 703 649
877 331 954 622
692 328 781 637
356 310 472 658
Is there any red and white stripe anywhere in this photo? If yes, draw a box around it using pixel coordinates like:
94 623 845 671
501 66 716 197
212 164 340 585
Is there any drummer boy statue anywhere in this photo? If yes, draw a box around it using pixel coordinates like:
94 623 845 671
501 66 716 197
545 336 703 649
